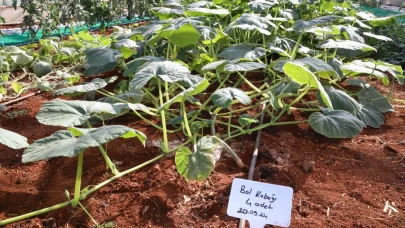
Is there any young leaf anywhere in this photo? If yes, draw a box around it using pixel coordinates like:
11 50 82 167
283 62 333 109
309 108 365 138
157 24 201 47
0 128 29 149
11 82 24 94
238 114 258 127
22 125 146 163
211 88 251 108
175 136 223 181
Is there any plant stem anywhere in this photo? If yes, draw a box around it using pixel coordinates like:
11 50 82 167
83 154 166 197
157 80 169 152
291 33 303 60
78 202 99 226
182 101 193 138
86 121 120 175
0 201 72 226
0 153 169 226
72 152 84 208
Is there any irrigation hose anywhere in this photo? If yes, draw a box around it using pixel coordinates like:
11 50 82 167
238 102 266 228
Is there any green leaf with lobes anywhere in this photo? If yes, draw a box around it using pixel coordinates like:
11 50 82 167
283 62 333 109
0 128 29 149
36 99 129 127
83 48 122 77
211 88 251 108
309 108 365 138
175 136 223 181
293 16 341 33
317 86 385 128
156 24 200 47
130 61 191 89
22 125 146 163
54 77 118 95
218 43 266 61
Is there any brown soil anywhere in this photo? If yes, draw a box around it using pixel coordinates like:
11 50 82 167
0 80 404 228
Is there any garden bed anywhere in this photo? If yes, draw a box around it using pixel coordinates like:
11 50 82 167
1 1 405 227
0 80 404 227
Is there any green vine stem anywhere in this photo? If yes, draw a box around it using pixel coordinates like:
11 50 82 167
157 80 169 153
72 152 84 208
0 153 168 226
86 121 120 175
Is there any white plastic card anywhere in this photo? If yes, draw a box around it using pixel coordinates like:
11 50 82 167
227 178 293 228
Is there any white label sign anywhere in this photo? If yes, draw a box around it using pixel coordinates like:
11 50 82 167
227 178 293 228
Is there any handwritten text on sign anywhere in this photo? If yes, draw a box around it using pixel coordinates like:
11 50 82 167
227 178 293 228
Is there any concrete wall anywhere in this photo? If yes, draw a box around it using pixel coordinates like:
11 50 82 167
0 6 25 24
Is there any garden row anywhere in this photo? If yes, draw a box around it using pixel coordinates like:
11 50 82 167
0 0 404 226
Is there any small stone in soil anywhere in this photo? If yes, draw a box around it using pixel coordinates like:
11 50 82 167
301 160 315 173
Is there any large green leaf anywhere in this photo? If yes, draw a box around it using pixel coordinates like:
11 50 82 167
54 77 117 95
283 62 333 109
309 108 365 138
362 32 392 42
114 39 139 49
347 79 393 113
158 79 209 111
36 99 124 127
186 8 229 16
319 86 359 112
341 26 364 43
196 25 217 41
130 61 190 89
248 0 277 13
0 128 29 149
201 60 230 71
224 14 276 36
223 61 266 72
316 39 376 53
151 7 184 19
218 44 266 61
22 125 146 163
158 24 201 47
358 85 394 113
354 105 384 128
366 16 396 27
98 89 144 104
211 87 251 108
281 57 339 79
83 48 122 77
123 56 165 77
293 16 340 33
342 60 387 78
175 136 222 181
318 86 384 128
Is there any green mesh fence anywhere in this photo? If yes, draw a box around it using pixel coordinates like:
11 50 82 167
1 17 150 47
